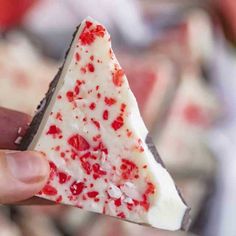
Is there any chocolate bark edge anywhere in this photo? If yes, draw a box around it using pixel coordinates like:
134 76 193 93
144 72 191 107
18 25 81 151
145 134 191 231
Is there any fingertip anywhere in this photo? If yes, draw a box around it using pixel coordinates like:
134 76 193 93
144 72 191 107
0 150 50 204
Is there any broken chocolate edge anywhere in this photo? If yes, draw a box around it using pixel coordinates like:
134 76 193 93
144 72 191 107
145 134 191 231
18 25 81 151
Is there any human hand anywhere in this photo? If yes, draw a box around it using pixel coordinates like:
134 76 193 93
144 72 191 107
0 107 50 204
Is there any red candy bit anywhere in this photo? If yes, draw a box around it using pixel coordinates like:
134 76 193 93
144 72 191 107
96 85 99 90
79 21 105 45
126 129 132 137
127 203 133 211
49 161 57 180
92 134 101 142
81 160 92 175
91 118 100 129
58 172 69 184
55 146 60 152
87 63 95 72
46 125 62 135
95 25 106 37
74 85 80 95
57 95 62 99
146 182 156 195
80 30 95 45
55 112 63 121
71 149 79 160
97 93 101 99
56 195 62 204
49 161 57 172
80 67 86 74
68 134 90 151
87 191 99 198
112 68 124 87
114 198 121 207
89 102 96 110
117 212 126 219
90 55 94 61
70 181 85 195
86 21 93 28
92 163 107 177
111 116 124 131
42 184 57 196
140 198 150 211
120 103 126 113
104 97 116 106
120 159 138 179
103 110 109 120
66 91 74 102
93 141 108 154
75 52 81 61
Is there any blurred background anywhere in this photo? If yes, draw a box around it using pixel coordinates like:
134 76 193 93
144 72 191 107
0 0 236 235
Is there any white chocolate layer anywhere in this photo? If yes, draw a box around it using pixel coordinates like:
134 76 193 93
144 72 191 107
28 17 188 231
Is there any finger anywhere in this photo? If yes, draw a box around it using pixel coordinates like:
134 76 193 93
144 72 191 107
0 107 31 149
0 150 49 204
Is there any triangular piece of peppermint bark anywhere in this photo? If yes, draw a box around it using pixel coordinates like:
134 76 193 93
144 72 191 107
20 17 190 231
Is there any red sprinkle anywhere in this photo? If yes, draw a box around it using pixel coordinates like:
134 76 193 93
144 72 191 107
46 125 62 135
75 52 81 61
146 182 155 195
70 181 84 195
86 21 93 28
80 67 86 74
120 159 138 179
66 91 74 102
87 63 95 72
92 163 106 176
104 97 116 106
56 195 62 203
79 21 105 45
91 118 100 129
68 134 90 151
114 198 121 207
103 110 109 120
58 172 68 184
56 112 63 121
120 103 126 112
89 102 96 110
117 212 126 219
42 184 57 196
111 116 124 131
49 161 57 172
74 85 80 95
87 191 99 198
112 69 124 87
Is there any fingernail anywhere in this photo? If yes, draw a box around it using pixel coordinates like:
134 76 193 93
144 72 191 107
6 151 49 183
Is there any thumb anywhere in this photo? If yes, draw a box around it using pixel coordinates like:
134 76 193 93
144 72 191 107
0 151 49 204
